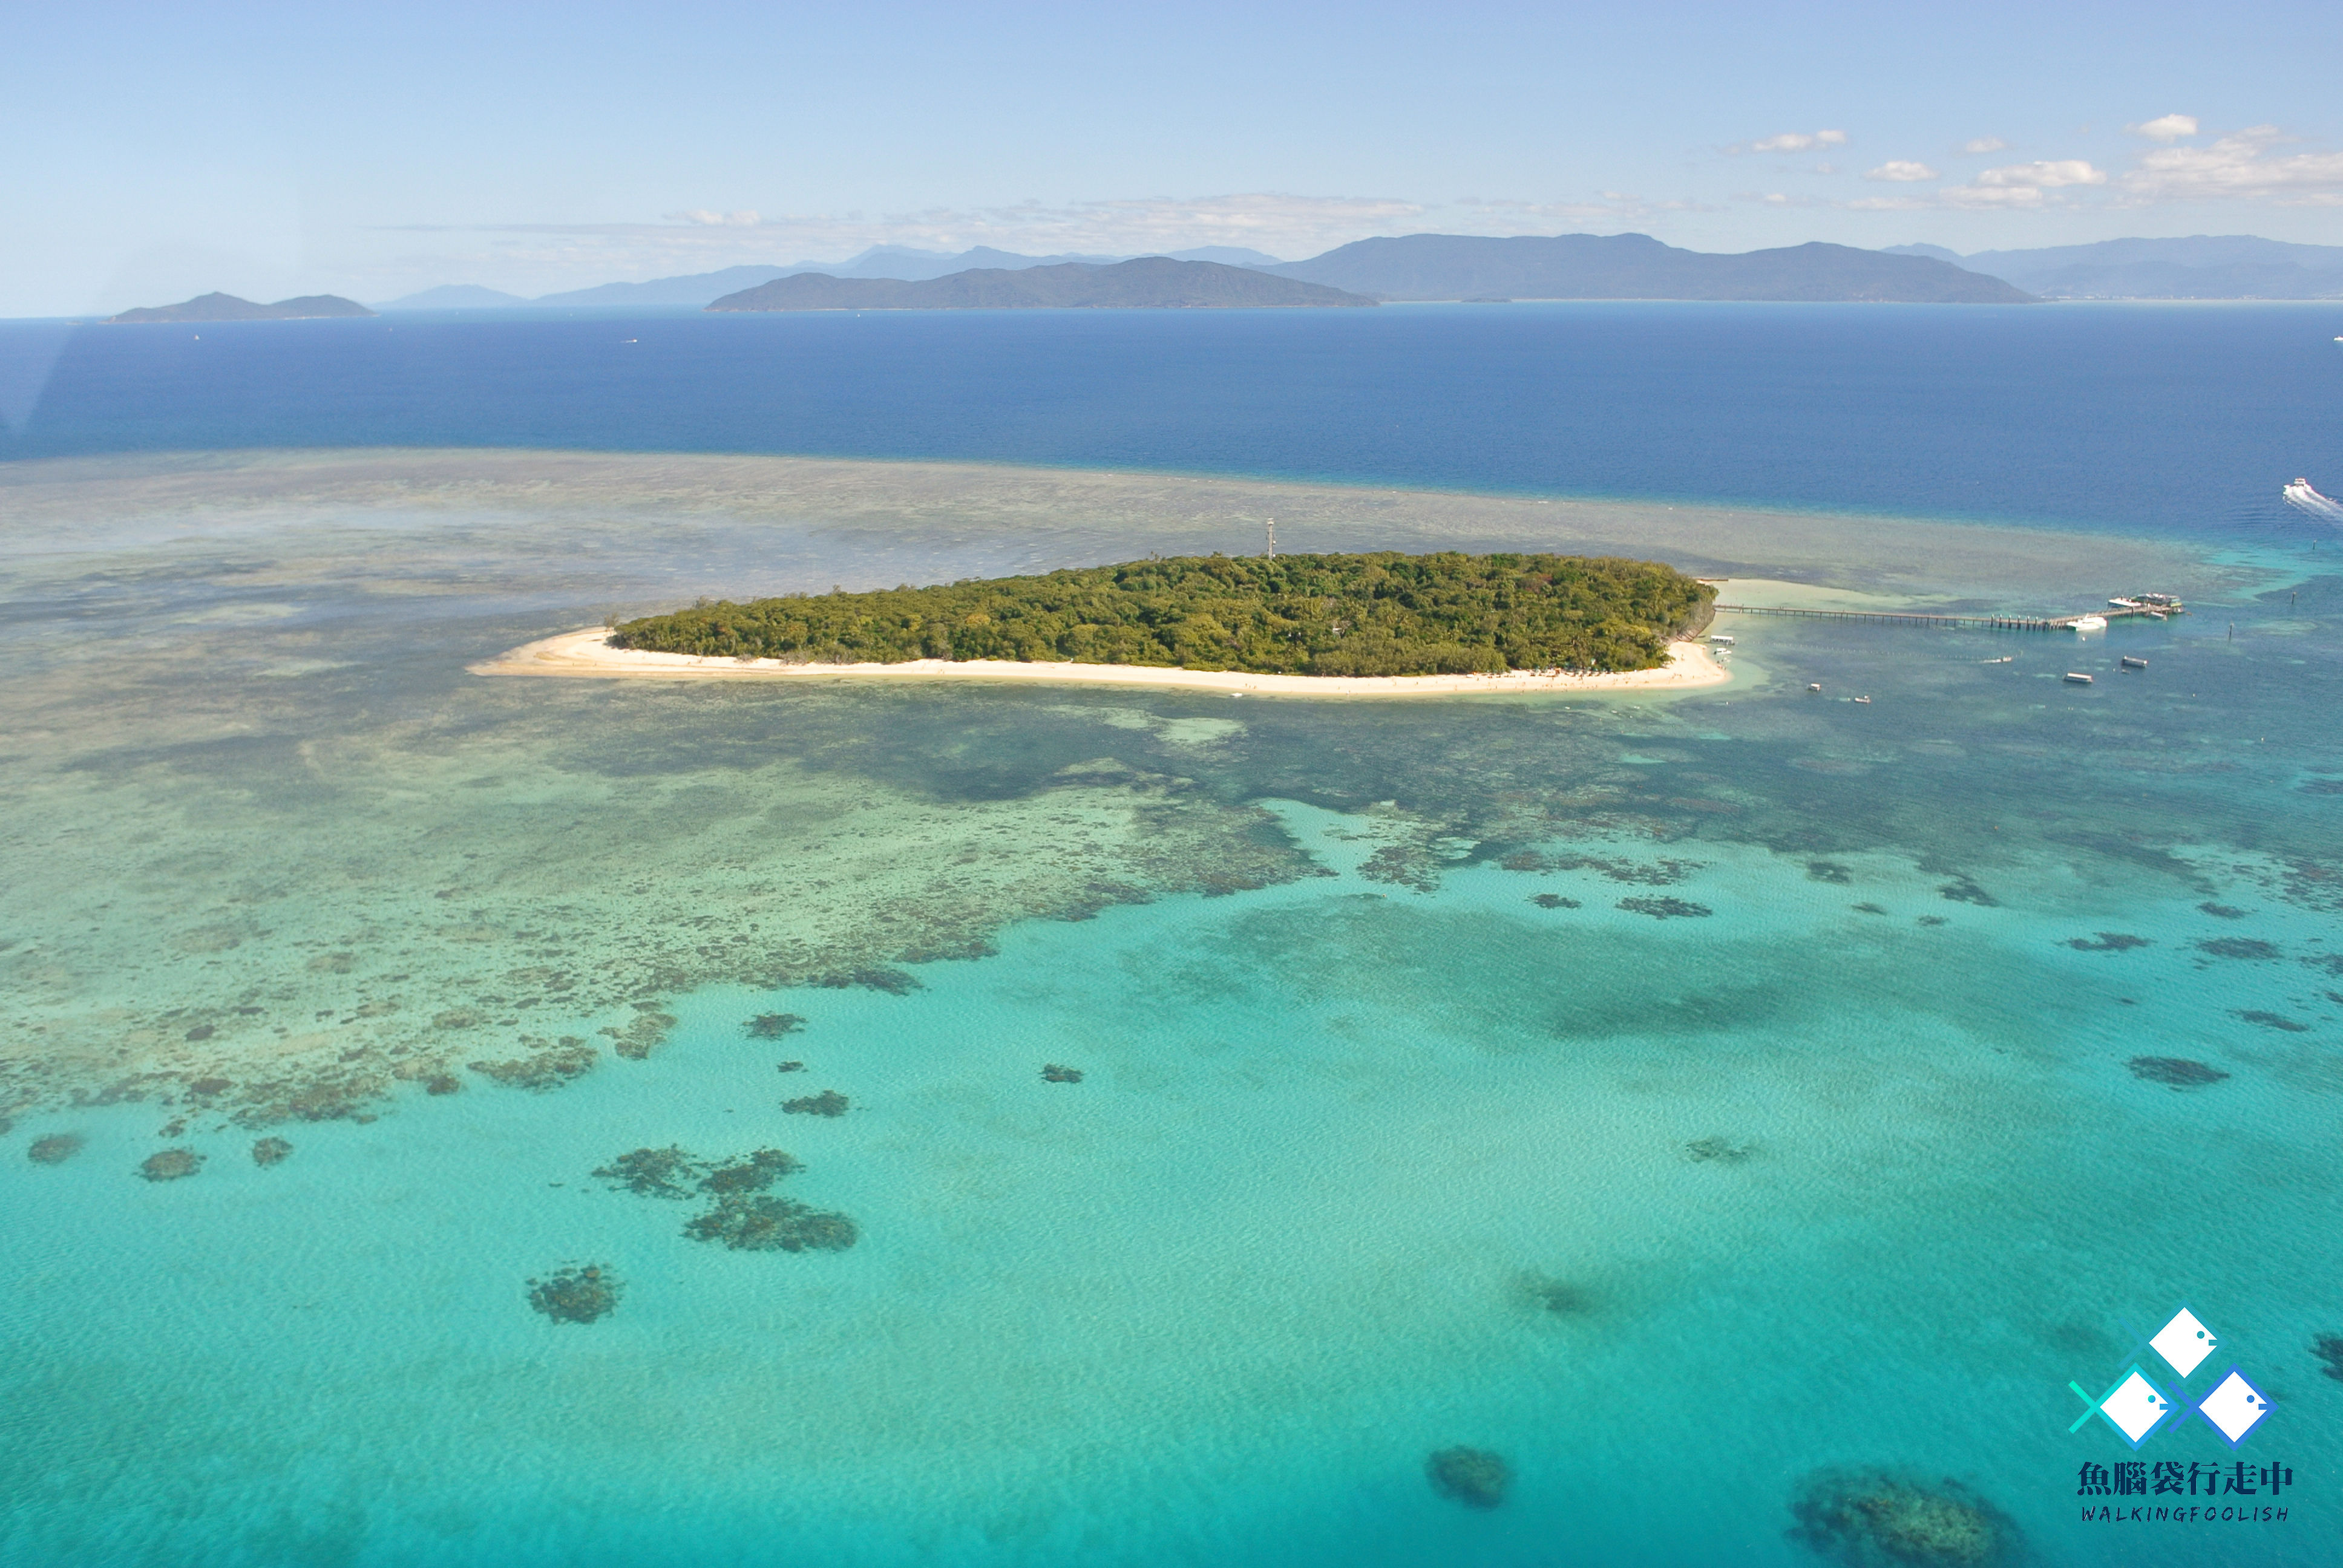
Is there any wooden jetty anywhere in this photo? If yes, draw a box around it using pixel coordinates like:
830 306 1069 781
1713 593 2183 633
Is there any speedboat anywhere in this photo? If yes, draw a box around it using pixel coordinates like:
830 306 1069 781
2069 615 2108 632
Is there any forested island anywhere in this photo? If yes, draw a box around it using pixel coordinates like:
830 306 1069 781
106 292 376 323
609 552 1715 676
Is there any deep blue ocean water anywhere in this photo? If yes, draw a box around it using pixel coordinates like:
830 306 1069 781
4 305 2342 1567
4 302 2339 534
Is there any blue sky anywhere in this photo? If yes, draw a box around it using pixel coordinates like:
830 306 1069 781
6 0 2341 315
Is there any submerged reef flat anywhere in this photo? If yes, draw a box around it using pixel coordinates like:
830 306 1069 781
746 1013 805 1039
1425 1446 1511 1508
250 1137 292 1166
1788 1468 2020 1566
1040 1063 1084 1083
784 1090 851 1117
1617 896 1712 919
28 1133 84 1165
592 1145 701 1198
2313 1333 2343 1383
527 1264 621 1324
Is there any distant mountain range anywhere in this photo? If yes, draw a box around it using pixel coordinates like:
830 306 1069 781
377 245 1288 310
1261 234 2029 303
1882 236 2343 299
707 258 1372 311
108 292 376 324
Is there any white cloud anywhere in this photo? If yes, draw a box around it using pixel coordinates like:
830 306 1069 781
1961 136 2008 154
1736 129 1848 154
2121 125 2343 203
1865 161 1941 182
2128 114 2200 142
664 209 763 227
1975 160 2107 189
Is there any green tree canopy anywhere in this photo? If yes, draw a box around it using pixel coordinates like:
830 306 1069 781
611 552 1714 677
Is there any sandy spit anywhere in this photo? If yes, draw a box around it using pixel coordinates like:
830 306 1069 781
471 628 1732 699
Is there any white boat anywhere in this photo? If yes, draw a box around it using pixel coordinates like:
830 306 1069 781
2108 598 2138 609
2064 672 2094 684
2069 615 2108 632
1708 634 1735 646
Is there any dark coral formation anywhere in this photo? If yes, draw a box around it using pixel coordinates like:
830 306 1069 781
2198 902 2250 919
1041 1063 1084 1083
187 1076 231 1096
699 1148 804 1194
1853 903 1889 916
470 1036 597 1090
139 1148 203 1181
605 1009 678 1061
594 1145 701 1198
528 1263 622 1324
2067 933 2150 952
2197 938 2281 960
684 1195 858 1252
1788 1468 2020 1567
1806 861 1853 884
28 1133 84 1165
1426 1446 1510 1509
1617 897 1711 919
746 1013 805 1039
424 1074 462 1095
2236 1010 2309 1031
251 1137 292 1166
776 1060 805 1073
1936 876 1999 907
784 1089 851 1117
2312 1333 2343 1383
1530 893 1579 909
1686 1136 1755 1163
815 966 920 995
2128 1057 2229 1089
1916 915 1948 927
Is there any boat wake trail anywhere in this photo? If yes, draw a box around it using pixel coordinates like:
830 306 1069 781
2282 478 2343 523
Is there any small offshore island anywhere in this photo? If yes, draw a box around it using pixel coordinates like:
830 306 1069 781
479 550 1728 697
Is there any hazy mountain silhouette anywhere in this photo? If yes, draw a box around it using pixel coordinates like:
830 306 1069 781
707 258 1371 311
1885 236 2343 299
1263 234 2030 302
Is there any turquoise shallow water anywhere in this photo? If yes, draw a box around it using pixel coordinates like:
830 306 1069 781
2 453 2340 1565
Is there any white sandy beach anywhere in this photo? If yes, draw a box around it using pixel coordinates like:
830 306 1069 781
471 627 1732 698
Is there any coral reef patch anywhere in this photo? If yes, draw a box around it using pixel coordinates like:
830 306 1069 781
1618 897 1711 919
1041 1063 1084 1083
1530 893 1579 909
1787 1468 2020 1567
1686 1136 1755 1163
139 1148 203 1181
784 1089 851 1117
1513 1271 1594 1318
528 1263 621 1324
684 1195 859 1252
604 1008 678 1061
2236 1010 2309 1031
1425 1446 1510 1509
2197 938 2281 960
1936 876 1999 907
815 967 920 995
2312 1333 2343 1383
29 1133 84 1165
698 1148 804 1194
251 1137 292 1166
2066 933 2149 952
593 1145 701 1198
470 1036 597 1090
2128 1057 2229 1089
1806 861 1853 884
746 1013 805 1039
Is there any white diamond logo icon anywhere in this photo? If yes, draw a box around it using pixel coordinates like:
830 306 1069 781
2098 1368 2174 1445
2150 1308 2217 1377
2198 1371 2273 1444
